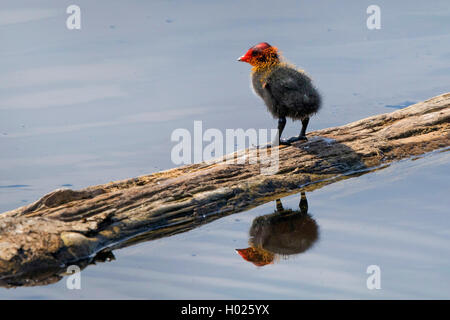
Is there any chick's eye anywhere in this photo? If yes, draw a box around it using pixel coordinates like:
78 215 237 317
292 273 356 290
251 51 258 57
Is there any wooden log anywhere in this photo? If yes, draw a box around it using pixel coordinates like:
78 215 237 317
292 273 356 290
1 92 449 286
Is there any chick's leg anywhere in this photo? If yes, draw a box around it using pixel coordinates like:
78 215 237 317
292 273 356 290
275 199 284 212
285 117 310 144
299 117 310 140
277 117 290 145
299 191 308 215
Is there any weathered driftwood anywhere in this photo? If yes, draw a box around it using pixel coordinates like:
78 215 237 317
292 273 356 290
1 93 449 286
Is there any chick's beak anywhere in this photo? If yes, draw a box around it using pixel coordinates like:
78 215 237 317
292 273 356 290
237 52 251 63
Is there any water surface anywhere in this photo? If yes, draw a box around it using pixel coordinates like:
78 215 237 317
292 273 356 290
2 150 449 299
0 0 449 299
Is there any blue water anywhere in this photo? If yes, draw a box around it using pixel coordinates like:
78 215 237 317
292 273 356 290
3 150 449 299
0 0 449 299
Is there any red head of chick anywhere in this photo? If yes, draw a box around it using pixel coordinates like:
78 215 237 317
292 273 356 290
238 42 321 145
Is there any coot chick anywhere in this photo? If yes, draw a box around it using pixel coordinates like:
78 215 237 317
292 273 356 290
236 192 319 267
238 42 321 145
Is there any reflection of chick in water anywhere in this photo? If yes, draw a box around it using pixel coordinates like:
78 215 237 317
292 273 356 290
236 192 319 266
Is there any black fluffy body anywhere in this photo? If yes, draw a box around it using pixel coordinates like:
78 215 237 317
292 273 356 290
252 64 321 121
